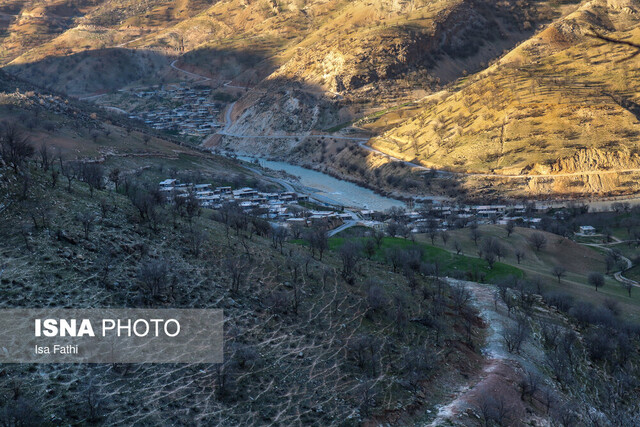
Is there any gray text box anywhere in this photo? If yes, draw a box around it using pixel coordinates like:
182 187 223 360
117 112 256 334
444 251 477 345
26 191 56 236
0 309 223 363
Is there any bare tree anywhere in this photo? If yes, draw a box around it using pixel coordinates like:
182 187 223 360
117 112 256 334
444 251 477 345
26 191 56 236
96 246 115 286
482 237 507 261
519 370 541 401
339 241 362 282
427 225 438 245
80 163 104 197
214 360 237 400
99 198 112 219
588 271 605 292
450 283 471 314
188 228 208 258
503 316 529 353
76 211 95 239
386 221 400 237
83 382 104 422
137 258 170 300
506 220 516 237
453 240 462 255
515 249 525 264
270 225 288 253
475 392 512 426
38 143 50 171
307 227 328 260
50 167 59 188
366 283 387 315
622 281 633 297
289 222 304 239
470 227 481 246
18 170 31 200
552 265 567 283
61 160 79 193
373 229 385 248
402 348 434 393
441 230 450 246
348 334 379 376
0 122 34 173
363 238 377 259
529 232 547 252
225 257 247 293
184 191 200 224
385 246 403 273
108 168 121 191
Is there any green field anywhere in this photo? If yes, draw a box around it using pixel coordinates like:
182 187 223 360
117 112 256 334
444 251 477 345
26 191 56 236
297 235 523 283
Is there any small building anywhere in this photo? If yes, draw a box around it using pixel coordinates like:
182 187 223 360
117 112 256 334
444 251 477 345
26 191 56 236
215 186 232 194
359 220 385 230
579 225 596 235
234 188 258 199
159 179 179 187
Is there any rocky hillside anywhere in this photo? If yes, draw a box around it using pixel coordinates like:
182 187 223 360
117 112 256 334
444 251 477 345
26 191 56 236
0 0 212 65
368 0 640 197
0 79 491 424
3 0 558 110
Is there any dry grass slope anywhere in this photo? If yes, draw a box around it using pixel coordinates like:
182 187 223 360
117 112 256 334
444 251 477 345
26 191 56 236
370 0 640 197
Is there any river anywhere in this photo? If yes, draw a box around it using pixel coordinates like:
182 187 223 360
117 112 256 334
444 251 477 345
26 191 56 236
236 156 406 211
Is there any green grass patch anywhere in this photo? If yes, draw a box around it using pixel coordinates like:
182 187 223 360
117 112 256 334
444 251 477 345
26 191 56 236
298 236 523 283
324 121 353 133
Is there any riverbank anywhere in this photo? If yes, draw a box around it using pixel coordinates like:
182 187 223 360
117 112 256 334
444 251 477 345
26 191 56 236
232 154 408 211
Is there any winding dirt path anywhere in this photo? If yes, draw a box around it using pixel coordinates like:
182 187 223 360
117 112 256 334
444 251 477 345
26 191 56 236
428 278 540 426
581 238 640 288
169 59 211 83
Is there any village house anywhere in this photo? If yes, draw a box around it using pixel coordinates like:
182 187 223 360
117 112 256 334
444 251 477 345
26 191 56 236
579 225 597 235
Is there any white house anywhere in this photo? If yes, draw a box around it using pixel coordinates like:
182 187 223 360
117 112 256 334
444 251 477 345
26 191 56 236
159 179 178 187
579 225 596 235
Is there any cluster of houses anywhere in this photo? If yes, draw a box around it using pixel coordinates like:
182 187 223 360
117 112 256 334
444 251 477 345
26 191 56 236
158 179 351 225
360 204 549 233
126 84 221 136
158 178 601 237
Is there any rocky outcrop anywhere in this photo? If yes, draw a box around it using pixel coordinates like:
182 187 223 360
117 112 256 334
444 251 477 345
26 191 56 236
278 0 517 93
551 148 640 173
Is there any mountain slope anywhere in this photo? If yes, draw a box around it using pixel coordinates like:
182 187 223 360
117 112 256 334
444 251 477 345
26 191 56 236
368 0 640 197
4 0 558 110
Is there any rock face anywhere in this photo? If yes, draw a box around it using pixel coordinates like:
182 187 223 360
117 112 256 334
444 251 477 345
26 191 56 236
551 148 640 174
270 0 530 93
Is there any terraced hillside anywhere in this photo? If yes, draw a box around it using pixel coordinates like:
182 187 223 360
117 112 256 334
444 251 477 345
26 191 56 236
369 0 640 197
0 0 212 64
